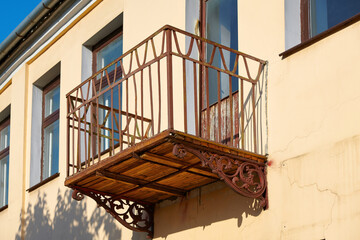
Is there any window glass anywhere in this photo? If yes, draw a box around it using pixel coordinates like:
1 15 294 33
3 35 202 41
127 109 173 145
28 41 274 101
43 119 59 179
45 85 60 118
310 0 360 37
0 155 9 207
0 126 9 151
206 0 238 105
94 32 122 154
96 35 123 72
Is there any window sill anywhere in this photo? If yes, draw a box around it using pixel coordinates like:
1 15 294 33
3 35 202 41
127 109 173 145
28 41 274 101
280 12 360 59
0 205 8 212
27 172 60 192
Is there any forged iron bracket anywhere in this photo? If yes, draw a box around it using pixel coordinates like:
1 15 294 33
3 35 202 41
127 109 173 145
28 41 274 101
172 143 268 209
71 188 154 238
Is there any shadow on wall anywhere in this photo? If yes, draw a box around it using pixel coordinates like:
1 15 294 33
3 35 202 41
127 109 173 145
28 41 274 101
14 189 147 240
155 182 264 238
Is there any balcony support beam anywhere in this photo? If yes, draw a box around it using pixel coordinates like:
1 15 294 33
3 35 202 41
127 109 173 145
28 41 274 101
172 143 268 208
139 152 219 179
72 187 154 238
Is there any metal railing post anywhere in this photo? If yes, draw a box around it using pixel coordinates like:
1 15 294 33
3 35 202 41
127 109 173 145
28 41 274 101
66 97 70 177
166 28 174 130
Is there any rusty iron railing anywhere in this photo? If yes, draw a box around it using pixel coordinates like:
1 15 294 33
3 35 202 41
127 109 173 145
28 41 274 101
66 25 266 177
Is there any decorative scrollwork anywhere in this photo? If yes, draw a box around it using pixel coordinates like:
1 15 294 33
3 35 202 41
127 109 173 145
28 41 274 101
172 143 187 158
72 189 84 201
172 143 268 208
71 188 154 238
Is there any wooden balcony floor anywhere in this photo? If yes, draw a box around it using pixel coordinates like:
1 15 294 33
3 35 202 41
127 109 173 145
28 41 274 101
65 130 266 204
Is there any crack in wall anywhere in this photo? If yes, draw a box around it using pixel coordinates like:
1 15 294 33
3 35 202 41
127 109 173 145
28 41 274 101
281 161 339 240
270 94 360 157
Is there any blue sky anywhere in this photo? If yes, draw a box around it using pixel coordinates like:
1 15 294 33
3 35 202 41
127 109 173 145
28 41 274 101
0 0 41 44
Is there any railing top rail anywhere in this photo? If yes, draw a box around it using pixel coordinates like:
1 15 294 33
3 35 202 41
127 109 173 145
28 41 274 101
66 25 266 98
165 25 266 64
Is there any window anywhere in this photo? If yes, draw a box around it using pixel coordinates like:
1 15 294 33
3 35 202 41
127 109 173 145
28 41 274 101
93 28 123 74
41 78 60 180
205 0 238 105
0 117 9 209
302 0 360 40
29 64 60 190
92 28 123 152
283 0 360 57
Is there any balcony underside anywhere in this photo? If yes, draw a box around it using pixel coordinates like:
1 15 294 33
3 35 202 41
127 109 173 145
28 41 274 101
65 129 266 203
68 130 267 238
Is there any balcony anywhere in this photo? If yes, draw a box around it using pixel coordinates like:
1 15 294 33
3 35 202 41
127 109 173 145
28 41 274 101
65 25 267 237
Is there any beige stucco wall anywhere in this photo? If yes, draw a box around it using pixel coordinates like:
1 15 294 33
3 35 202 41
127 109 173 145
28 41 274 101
0 0 359 239
1 0 126 239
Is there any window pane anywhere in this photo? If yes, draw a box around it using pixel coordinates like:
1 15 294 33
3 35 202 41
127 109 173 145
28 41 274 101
99 88 120 152
45 85 60 118
0 126 10 152
96 35 123 72
43 120 59 179
206 0 238 105
0 155 9 207
310 0 360 36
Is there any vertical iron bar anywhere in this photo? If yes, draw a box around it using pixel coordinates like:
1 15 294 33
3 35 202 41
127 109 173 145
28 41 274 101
84 104 88 167
229 75 233 147
66 97 70 177
157 61 161 134
133 75 138 144
252 83 257 153
118 84 123 151
206 66 210 140
217 71 221 142
77 108 81 173
96 95 101 162
72 101 75 175
111 87 115 155
182 59 187 133
241 79 244 149
141 70 144 140
193 62 199 136
91 79 97 166
90 101 94 166
126 78 130 147
148 66 155 136
166 29 174 130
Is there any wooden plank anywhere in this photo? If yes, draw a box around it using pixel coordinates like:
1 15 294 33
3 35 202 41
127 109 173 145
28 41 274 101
141 152 218 179
157 172 216 190
81 177 104 188
81 178 104 188
97 170 186 196
148 141 174 155
141 152 192 168
97 181 136 194
107 157 145 173
121 162 177 182
77 175 98 185
187 169 218 179
123 187 172 203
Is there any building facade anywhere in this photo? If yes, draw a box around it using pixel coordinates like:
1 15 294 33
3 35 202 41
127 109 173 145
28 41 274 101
0 0 359 239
